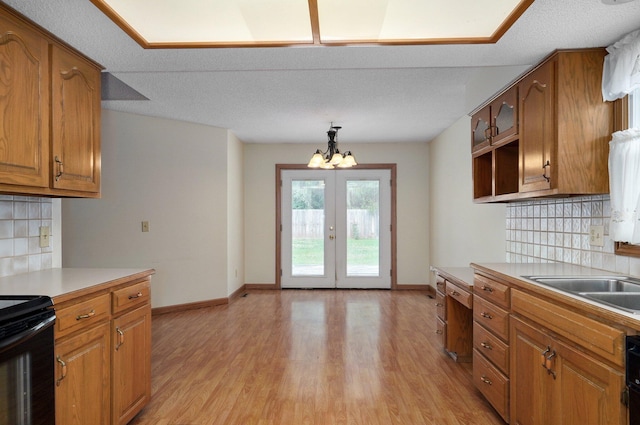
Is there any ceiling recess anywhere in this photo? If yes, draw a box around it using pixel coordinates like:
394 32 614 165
89 0 535 48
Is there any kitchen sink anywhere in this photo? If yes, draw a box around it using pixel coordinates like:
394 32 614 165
522 275 640 314
579 293 640 314
522 276 640 293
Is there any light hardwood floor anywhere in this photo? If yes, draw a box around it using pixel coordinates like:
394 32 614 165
129 290 505 425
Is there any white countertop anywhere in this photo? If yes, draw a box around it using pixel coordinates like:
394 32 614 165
0 268 155 303
471 262 640 330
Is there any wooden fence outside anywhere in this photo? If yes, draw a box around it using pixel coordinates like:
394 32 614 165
291 209 379 239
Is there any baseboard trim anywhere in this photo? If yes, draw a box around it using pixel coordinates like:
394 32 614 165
245 283 279 290
152 283 433 315
152 297 228 316
229 284 248 301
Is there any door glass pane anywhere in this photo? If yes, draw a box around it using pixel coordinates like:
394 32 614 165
291 180 325 276
346 180 379 277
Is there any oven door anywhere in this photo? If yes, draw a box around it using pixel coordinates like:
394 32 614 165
0 311 55 425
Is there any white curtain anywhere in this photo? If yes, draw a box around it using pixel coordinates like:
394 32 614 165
602 28 640 101
609 128 640 243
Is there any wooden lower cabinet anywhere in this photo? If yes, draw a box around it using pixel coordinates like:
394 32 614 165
112 305 152 425
55 321 111 425
53 275 152 425
510 316 626 425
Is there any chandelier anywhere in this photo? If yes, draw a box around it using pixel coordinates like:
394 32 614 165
307 123 357 169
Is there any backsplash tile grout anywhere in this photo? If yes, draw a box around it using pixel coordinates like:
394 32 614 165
505 195 640 277
0 195 53 278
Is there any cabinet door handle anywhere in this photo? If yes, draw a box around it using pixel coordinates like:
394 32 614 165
480 312 493 319
435 329 443 335
542 160 551 182
481 285 493 293
545 350 557 378
54 156 64 181
480 375 493 385
435 302 444 307
115 327 125 350
56 355 67 387
480 341 493 350
128 292 143 300
541 346 551 368
76 309 95 320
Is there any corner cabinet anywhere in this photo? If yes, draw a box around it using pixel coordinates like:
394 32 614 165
472 49 616 202
0 2 102 197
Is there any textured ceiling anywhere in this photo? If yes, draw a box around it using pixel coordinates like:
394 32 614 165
3 0 640 144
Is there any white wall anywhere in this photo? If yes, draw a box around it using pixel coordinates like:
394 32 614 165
62 110 237 308
244 142 430 286
227 131 245 295
428 116 506 276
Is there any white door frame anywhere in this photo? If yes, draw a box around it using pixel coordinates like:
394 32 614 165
276 164 397 289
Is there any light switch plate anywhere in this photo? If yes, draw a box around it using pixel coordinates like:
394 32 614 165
39 226 50 248
590 225 604 247
141 221 150 232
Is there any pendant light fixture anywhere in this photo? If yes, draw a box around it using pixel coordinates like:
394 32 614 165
307 123 357 169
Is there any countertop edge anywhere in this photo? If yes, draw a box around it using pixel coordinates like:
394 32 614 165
0 268 156 303
431 266 474 290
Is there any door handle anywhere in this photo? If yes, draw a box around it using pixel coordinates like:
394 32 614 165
329 234 335 240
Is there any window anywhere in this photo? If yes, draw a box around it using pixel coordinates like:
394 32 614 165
630 87 640 128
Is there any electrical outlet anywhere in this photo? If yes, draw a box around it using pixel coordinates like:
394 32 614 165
141 221 150 232
39 226 50 248
589 225 604 247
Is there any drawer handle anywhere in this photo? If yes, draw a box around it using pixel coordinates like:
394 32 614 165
480 312 493 319
435 329 443 335
435 302 444 307
56 356 67 386
451 291 461 296
480 341 493 350
76 309 95 320
128 292 143 300
480 375 493 385
481 285 493 293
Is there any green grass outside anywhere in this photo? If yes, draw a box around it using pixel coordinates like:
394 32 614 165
292 238 379 266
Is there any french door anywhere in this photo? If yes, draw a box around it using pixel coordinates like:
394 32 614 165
280 168 392 289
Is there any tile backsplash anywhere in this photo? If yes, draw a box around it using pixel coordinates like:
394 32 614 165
0 195 54 277
506 195 640 277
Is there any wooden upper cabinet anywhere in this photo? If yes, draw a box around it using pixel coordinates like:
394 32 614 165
472 49 614 202
0 3 102 197
51 45 101 193
471 88 518 154
471 107 491 152
0 13 50 188
519 50 613 197
490 88 518 146
519 59 555 193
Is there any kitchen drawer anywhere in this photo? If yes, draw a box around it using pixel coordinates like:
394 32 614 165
474 321 509 374
473 348 509 423
436 275 446 294
474 273 510 309
112 279 151 315
436 291 446 320
511 289 625 367
54 292 110 339
474 296 509 342
436 317 446 345
446 281 473 309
